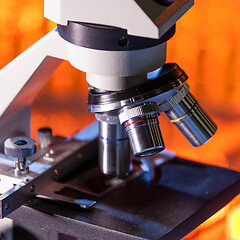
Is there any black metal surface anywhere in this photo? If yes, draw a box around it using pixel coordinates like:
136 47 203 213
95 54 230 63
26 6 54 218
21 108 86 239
153 0 174 6
57 22 175 51
9 157 240 240
88 63 188 105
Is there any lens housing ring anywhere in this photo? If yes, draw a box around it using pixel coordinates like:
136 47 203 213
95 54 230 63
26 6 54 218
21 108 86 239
159 83 190 112
119 102 160 124
120 102 164 157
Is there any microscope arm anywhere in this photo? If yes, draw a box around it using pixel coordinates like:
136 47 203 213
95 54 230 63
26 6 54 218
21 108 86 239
0 28 67 120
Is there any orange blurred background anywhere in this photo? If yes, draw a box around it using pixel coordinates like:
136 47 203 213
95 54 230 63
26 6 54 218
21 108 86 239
0 0 240 239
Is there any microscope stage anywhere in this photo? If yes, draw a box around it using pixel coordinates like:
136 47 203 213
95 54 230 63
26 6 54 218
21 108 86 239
8 154 240 240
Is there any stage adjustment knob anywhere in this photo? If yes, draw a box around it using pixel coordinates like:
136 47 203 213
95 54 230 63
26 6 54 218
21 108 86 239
4 136 36 176
37 127 53 149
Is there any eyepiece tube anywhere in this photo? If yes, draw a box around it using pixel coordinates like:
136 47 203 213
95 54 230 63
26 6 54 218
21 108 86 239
160 84 217 146
119 102 165 157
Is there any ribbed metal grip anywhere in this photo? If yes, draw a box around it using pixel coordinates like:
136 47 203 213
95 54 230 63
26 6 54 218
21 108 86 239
120 102 165 157
4 136 36 159
119 102 159 124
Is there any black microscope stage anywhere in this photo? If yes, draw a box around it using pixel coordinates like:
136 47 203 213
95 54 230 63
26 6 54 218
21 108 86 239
9 153 240 240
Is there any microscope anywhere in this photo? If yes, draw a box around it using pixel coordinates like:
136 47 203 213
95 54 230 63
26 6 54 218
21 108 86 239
0 1 239 239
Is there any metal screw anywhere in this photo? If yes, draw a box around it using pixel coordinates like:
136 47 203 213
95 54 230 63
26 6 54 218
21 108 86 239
4 203 10 210
49 149 55 154
118 37 128 47
54 169 59 176
30 185 35 192
4 136 36 176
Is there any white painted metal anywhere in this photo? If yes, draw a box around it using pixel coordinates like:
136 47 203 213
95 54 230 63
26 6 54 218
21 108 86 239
71 42 167 90
87 74 147 92
0 174 23 195
68 41 166 77
0 218 13 240
44 0 194 39
0 29 66 120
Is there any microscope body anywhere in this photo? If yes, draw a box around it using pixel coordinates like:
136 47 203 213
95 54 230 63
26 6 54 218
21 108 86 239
0 0 216 174
0 1 239 240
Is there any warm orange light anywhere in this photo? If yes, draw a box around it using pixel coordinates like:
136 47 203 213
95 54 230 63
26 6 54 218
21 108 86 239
18 3 43 33
227 205 240 240
204 206 229 228
48 21 57 31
